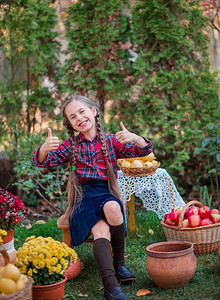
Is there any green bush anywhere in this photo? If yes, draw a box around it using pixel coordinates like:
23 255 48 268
108 0 219 202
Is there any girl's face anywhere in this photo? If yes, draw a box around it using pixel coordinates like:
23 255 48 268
65 100 97 138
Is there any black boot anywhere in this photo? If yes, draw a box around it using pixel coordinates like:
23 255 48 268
93 238 129 299
110 223 135 283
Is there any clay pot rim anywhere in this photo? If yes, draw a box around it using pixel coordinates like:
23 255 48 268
146 241 194 258
33 276 67 289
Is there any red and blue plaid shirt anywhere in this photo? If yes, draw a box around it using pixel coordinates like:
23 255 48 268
33 132 152 181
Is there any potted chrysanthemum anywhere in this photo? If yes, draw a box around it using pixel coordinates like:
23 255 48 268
15 236 81 300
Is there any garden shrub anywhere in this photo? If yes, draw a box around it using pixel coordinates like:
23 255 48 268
108 0 219 202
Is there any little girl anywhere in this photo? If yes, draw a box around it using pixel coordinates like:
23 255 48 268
33 95 153 300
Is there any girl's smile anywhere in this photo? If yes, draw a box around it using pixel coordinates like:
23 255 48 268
65 100 97 140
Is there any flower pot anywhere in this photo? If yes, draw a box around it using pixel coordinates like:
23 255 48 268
32 276 67 300
64 256 81 280
0 229 17 266
146 241 197 289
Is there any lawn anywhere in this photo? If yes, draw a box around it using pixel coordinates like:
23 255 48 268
14 207 220 300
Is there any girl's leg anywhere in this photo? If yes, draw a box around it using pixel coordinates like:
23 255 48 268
103 201 135 282
91 219 128 300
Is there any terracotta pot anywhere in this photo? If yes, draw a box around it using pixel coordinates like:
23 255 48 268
0 229 17 266
64 256 81 281
32 276 67 300
146 241 197 289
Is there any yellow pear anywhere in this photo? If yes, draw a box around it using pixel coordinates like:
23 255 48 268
144 161 153 167
0 278 18 294
2 263 21 282
131 160 144 168
145 152 156 162
19 274 28 284
121 160 131 168
117 159 123 166
0 266 5 276
16 275 28 290
151 160 158 165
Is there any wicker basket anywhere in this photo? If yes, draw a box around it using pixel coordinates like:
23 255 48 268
0 246 33 300
161 200 220 254
118 161 160 177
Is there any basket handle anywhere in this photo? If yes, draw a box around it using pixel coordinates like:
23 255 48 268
0 245 10 265
178 200 204 229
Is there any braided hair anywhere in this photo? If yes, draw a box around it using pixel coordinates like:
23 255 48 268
62 95 123 219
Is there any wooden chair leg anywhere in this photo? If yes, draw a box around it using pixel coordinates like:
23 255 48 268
126 194 136 232
62 229 71 247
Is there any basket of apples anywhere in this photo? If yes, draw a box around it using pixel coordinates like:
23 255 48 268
161 200 220 254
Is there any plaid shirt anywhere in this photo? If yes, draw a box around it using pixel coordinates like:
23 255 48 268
33 132 152 181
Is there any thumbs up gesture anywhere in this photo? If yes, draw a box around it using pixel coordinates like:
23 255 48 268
41 128 60 153
115 122 134 144
116 122 148 147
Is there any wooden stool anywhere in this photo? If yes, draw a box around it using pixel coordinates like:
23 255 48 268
57 214 93 247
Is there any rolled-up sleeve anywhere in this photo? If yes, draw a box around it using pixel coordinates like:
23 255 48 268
32 139 72 168
113 135 153 158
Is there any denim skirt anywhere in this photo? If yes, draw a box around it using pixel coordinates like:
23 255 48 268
69 180 126 246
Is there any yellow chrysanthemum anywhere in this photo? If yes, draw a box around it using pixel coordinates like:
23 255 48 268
38 261 45 268
27 269 33 276
25 236 35 242
32 259 38 267
51 257 58 265
0 229 7 236
38 253 44 260
20 265 27 274
56 264 62 274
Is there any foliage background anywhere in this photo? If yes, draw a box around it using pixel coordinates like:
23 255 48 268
0 0 219 213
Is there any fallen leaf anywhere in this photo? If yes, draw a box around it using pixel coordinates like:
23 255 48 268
136 289 152 297
77 293 88 297
148 229 154 235
34 220 46 225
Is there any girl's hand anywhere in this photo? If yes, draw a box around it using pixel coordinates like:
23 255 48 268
116 122 148 147
41 128 60 153
37 128 59 163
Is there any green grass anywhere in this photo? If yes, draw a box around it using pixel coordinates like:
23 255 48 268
14 209 220 300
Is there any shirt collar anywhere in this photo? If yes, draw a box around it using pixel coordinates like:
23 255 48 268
77 132 99 144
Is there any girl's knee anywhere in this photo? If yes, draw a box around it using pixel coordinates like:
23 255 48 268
104 201 123 224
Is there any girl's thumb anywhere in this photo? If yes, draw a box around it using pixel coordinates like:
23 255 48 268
48 128 52 137
120 121 127 131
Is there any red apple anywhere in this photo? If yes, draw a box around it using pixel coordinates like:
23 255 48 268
211 209 220 215
210 213 220 223
184 206 199 219
172 206 182 215
200 218 213 226
188 214 201 227
182 219 190 228
166 212 179 226
164 213 169 222
198 206 211 219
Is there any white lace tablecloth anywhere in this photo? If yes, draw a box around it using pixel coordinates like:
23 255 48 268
117 168 185 220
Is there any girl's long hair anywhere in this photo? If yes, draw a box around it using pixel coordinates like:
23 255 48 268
62 95 122 219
